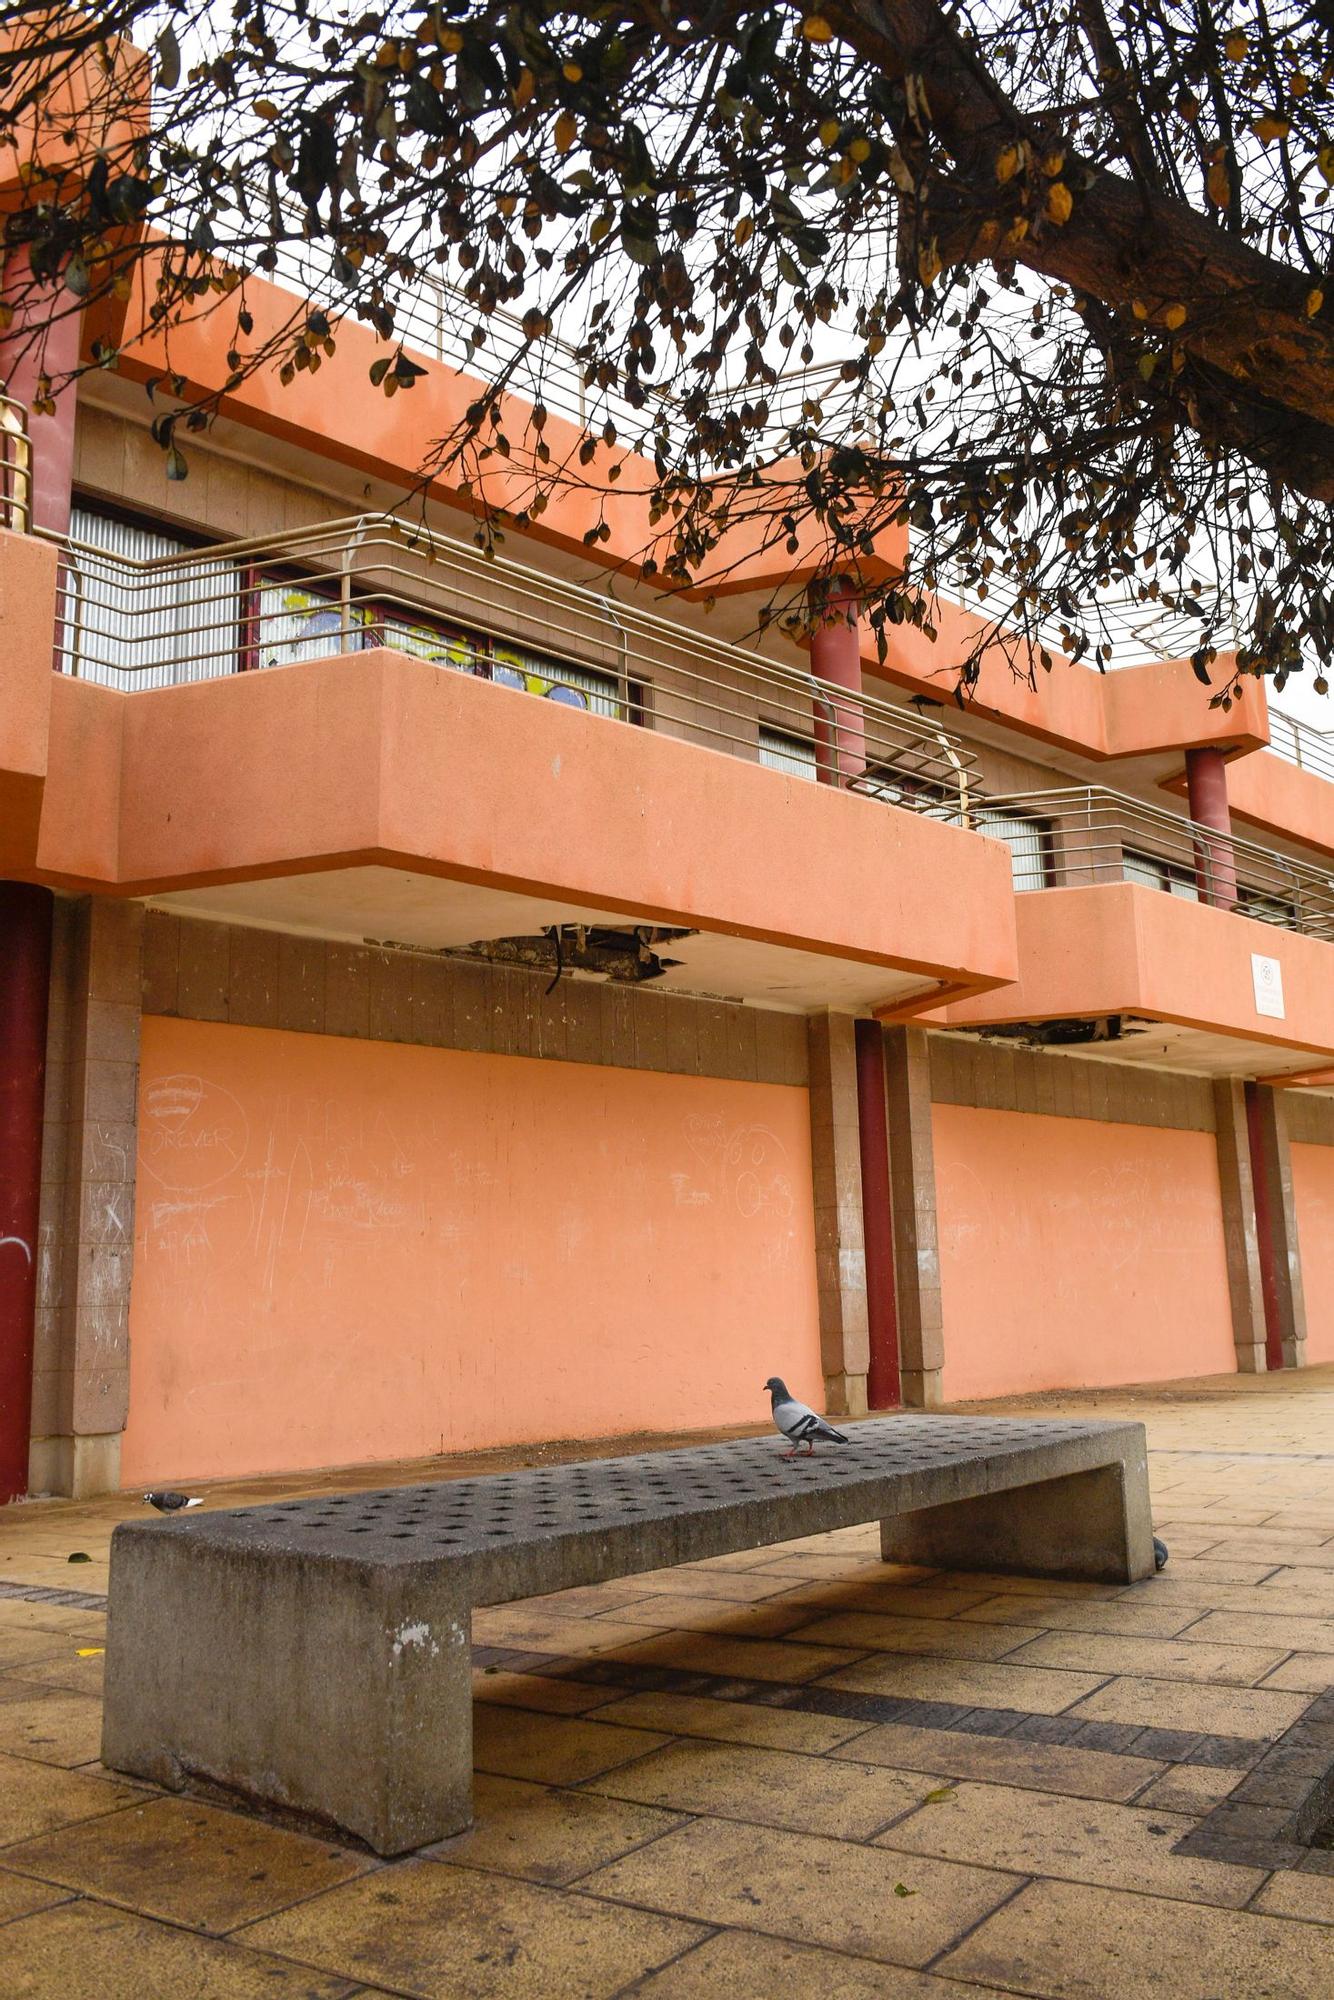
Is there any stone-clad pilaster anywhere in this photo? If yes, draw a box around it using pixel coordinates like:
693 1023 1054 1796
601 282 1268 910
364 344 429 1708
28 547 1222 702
805 1012 869 1418
1212 1080 1267 1374
1246 1083 1307 1371
29 897 143 1496
882 1025 944 1409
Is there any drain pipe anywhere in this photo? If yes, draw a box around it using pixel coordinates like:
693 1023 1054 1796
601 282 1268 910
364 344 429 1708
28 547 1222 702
0 883 53 1501
855 1019 901 1408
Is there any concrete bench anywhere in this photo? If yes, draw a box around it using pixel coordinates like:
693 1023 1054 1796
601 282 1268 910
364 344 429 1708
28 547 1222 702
103 1414 1153 1854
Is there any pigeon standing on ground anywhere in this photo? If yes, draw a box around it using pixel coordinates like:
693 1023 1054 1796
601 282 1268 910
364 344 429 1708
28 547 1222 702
142 1491 202 1512
764 1377 848 1458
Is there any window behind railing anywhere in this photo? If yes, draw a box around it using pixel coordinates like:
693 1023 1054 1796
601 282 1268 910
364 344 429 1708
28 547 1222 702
63 506 242 689
758 726 817 779
1122 848 1201 902
976 807 1053 891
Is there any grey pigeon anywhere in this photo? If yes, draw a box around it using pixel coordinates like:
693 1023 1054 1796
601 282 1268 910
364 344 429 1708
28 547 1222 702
1153 1537 1169 1571
765 1376 848 1458
143 1491 202 1512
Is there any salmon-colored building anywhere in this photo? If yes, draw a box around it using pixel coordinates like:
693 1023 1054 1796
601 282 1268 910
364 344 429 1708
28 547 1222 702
3 234 1334 1502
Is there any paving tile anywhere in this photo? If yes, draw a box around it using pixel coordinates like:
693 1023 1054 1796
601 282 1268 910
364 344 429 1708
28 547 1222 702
1131 1765 1244 1814
472 1704 669 1785
1252 1871 1334 1924
832 1720 1164 1802
1193 1538 1334 1569
932 1572 1122 1601
511 1583 664 1620
0 1866 71 1925
593 1689 877 1754
1184 1609 1334 1651
244 1856 705 1999
937 1875 1334 1998
469 1607 662 1655
877 1779 1263 1908
0 1900 360 1998
1149 1557 1288 1585
1001 1630 1289 1687
1258 1650 1334 1692
601 1631 867 1683
6 1653 105 1699
787 1582 1000 1620
793 1612 1046 1660
581 1814 1019 1966
0 1630 82 1673
593 1595 818 1638
584 1736 933 1840
958 1593 1202 1639
1066 1674 1312 1740
0 1688 104 1767
746 1555 911 1584
0 1603 106 1640
609 1568 796 1603
0 1751 140 1846
819 1654 1104 1714
1129 1577 1334 1617
425 1772 684 1885
472 1670 613 1715
630 1928 995 1998
4 1796 371 1935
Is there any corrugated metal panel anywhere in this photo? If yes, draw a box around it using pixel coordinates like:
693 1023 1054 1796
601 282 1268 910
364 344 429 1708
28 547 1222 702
759 726 816 779
61 509 241 688
976 808 1050 892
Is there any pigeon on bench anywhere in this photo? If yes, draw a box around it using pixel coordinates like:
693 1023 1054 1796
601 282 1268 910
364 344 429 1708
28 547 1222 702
143 1491 202 1513
765 1377 848 1458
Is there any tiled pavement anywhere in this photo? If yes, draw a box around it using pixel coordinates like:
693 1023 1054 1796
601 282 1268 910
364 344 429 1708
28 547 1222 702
0 1369 1331 1997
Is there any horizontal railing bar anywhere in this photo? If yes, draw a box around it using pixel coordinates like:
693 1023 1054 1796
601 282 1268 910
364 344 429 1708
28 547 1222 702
44 515 979 775
975 786 1334 939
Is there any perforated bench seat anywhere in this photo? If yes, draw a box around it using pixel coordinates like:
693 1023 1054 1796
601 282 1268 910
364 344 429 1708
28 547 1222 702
103 1414 1154 1853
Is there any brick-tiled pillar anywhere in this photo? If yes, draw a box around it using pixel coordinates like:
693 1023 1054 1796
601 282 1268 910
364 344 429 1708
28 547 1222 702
806 1012 869 1418
1245 1082 1307 1372
882 1025 944 1409
1212 1080 1267 1374
29 897 144 1497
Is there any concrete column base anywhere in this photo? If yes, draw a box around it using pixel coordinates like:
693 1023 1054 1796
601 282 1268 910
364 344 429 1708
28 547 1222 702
900 1368 944 1410
1234 1344 1267 1375
825 1372 869 1420
29 1431 122 1499
880 1457 1156 1584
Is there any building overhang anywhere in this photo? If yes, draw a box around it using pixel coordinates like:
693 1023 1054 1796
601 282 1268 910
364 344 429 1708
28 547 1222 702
925 882 1334 1080
11 637 1020 1016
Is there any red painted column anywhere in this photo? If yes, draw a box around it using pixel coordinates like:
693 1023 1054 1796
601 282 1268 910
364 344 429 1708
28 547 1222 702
0 244 80 534
1185 746 1238 910
809 578 867 786
855 1019 901 1408
0 882 54 1501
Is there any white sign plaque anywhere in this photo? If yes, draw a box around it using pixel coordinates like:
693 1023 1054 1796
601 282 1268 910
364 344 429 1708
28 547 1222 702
1252 953 1285 1020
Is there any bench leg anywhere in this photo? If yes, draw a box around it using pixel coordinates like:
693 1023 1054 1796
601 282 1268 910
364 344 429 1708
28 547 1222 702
880 1460 1156 1584
102 1534 473 1855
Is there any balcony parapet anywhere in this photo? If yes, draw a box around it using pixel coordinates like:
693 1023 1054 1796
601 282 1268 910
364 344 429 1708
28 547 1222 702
930 786 1334 1076
42 511 981 820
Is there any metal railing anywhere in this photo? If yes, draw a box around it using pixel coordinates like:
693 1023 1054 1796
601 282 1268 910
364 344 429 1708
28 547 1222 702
1268 711 1334 787
44 512 981 818
0 395 32 534
978 786 1334 942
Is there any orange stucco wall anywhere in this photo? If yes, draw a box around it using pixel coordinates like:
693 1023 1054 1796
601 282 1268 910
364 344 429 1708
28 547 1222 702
934 1104 1237 1401
122 1016 822 1484
1290 1143 1334 1366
